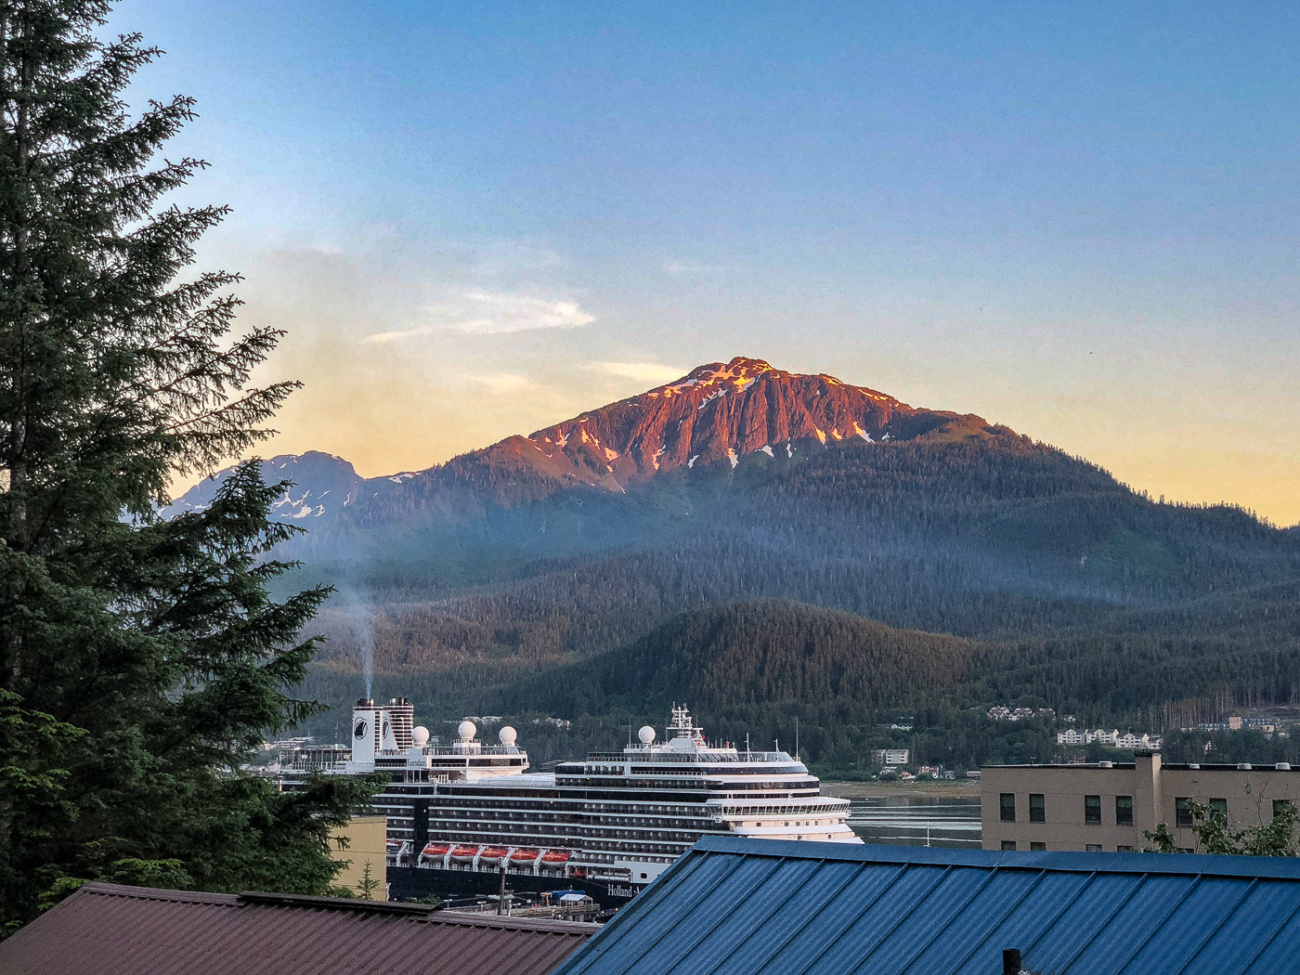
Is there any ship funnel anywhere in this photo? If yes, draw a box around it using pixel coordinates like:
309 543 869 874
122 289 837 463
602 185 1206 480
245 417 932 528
350 700 381 770
387 697 414 750
380 712 399 752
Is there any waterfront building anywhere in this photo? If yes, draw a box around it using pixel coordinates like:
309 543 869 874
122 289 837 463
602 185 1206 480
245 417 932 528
328 814 388 900
982 752 1299 852
872 748 909 765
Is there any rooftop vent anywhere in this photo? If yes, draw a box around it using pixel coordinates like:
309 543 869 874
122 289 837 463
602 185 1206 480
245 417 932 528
1238 763 1253 770
1098 761 1113 768
1278 763 1292 770
1189 763 1200 769
1003 948 1023 975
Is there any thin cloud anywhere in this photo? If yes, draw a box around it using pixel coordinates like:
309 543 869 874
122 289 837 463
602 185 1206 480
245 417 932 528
662 259 743 276
461 372 537 394
587 361 686 384
366 289 595 343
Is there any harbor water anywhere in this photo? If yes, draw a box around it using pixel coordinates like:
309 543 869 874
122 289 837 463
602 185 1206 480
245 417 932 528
848 796 982 848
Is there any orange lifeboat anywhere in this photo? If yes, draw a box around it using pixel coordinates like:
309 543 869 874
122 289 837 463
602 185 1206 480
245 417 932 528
421 843 451 858
510 849 540 862
479 847 510 862
540 850 571 864
450 845 480 860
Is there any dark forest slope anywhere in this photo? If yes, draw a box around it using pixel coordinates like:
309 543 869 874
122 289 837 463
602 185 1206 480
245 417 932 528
502 599 983 717
307 437 1300 691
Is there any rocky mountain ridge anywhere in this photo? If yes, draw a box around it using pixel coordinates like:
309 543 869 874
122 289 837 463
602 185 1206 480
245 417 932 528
172 356 1008 520
504 355 1001 491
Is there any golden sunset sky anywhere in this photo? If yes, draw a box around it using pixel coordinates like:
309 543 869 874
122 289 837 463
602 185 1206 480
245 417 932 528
122 1 1300 525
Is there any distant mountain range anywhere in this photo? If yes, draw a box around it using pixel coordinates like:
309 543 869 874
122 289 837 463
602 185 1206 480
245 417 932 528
174 357 1300 766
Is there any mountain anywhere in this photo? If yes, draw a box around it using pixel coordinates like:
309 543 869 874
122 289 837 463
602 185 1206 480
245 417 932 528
172 356 1300 756
488 356 1005 492
173 356 1013 538
166 451 368 522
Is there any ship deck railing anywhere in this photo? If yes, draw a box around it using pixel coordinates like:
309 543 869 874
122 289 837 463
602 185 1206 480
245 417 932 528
583 751 792 762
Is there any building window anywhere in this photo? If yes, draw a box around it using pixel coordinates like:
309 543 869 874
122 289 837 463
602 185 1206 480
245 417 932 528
1030 842 1046 851
1085 844 1102 852
1274 799 1294 818
1001 841 1017 851
1115 795 1133 826
1000 793 1016 822
1029 794 1045 822
1176 798 1193 828
1117 845 1134 852
1084 795 1101 825
1209 798 1227 819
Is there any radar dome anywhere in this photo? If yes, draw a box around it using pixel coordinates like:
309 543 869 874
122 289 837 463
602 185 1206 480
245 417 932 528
498 726 518 745
411 726 430 747
457 720 476 741
638 725 656 744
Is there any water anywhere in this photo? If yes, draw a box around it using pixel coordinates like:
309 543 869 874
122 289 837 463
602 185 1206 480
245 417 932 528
848 796 982 849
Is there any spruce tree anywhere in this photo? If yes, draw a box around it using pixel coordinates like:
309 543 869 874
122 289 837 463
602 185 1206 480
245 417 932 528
0 0 377 932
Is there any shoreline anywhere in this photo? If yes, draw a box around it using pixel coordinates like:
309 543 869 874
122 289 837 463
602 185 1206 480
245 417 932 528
822 780 981 800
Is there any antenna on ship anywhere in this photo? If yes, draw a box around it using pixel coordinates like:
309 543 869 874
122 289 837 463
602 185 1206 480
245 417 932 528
795 717 800 760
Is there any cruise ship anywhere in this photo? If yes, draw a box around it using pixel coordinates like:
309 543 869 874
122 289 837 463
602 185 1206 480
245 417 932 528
313 698 860 906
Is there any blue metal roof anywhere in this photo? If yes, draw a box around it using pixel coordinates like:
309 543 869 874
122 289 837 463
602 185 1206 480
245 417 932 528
553 837 1300 975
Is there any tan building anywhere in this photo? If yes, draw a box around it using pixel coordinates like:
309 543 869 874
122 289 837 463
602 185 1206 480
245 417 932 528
329 814 389 899
981 754 1300 852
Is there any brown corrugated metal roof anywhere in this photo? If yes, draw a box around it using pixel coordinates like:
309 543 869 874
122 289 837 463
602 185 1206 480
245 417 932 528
0 882 595 975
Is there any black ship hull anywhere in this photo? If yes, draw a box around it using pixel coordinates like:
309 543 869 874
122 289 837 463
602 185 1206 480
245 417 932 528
387 864 644 910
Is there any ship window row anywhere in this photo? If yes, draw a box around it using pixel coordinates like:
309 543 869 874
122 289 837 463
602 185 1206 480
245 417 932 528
423 795 712 811
424 797 705 812
412 833 690 855
583 752 792 764
379 796 724 819
560 778 715 789
558 777 815 790
425 811 707 828
421 826 699 842
558 769 812 781
409 808 708 827
717 803 846 817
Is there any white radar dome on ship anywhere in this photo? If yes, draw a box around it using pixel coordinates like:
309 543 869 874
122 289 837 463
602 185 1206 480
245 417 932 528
411 726 430 747
498 726 518 745
638 726 656 744
457 720 477 741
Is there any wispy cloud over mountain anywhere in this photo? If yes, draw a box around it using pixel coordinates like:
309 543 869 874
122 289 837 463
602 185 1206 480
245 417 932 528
367 289 595 342
461 372 538 394
586 361 686 384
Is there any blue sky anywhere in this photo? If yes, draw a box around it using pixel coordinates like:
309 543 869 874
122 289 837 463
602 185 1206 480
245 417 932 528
117 1 1300 522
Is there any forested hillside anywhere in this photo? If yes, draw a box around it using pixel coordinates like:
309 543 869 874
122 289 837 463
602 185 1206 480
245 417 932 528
503 599 983 716
291 432 1300 767
182 358 1300 761
306 436 1299 662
